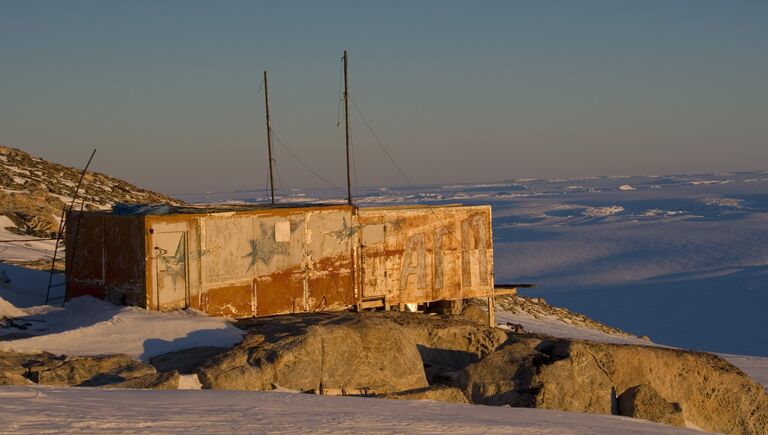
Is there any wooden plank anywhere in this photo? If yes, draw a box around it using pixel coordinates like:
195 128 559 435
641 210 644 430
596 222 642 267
493 288 517 296
359 298 385 309
487 294 495 328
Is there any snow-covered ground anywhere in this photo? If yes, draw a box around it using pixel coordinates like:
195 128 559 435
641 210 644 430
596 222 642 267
0 269 764 433
0 296 244 361
2 288 765 392
0 386 703 434
0 216 58 265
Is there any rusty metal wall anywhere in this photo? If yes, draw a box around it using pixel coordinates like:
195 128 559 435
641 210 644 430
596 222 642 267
357 205 493 306
144 206 356 317
68 204 493 317
66 213 145 304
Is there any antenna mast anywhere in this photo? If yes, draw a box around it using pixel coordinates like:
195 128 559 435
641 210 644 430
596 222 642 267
263 70 276 204
343 50 353 205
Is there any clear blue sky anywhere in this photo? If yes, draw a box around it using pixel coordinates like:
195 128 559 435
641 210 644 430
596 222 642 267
1 1 766 194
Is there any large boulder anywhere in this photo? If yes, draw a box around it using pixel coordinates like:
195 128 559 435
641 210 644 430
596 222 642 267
199 316 429 394
618 384 685 427
0 350 53 386
1 350 178 389
201 312 507 394
28 354 154 386
459 337 768 435
387 312 508 370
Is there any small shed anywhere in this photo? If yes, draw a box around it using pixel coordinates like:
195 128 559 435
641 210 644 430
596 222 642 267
65 203 494 317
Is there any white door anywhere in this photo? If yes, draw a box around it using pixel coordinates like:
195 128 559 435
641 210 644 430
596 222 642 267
153 231 189 310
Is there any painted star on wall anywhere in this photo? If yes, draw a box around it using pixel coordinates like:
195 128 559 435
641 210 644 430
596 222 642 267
330 218 359 241
158 235 186 290
243 222 289 270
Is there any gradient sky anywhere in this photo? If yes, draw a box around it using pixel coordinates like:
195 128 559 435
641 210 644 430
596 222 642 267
1 1 767 194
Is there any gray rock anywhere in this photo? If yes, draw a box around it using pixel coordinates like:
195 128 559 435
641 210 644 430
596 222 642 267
459 337 768 434
618 384 685 427
460 304 487 325
199 316 429 394
149 346 229 374
28 354 157 387
0 350 53 385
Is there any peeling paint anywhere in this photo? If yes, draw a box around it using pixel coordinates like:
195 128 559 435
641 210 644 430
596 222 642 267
66 204 494 317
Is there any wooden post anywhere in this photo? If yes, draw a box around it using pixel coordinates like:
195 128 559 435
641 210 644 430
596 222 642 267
263 71 276 204
487 290 496 328
343 50 353 205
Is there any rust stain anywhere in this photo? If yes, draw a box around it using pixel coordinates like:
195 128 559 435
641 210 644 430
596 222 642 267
203 284 253 317
256 265 305 316
306 255 355 311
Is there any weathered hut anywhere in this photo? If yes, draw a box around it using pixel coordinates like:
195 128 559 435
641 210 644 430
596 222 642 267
65 203 494 317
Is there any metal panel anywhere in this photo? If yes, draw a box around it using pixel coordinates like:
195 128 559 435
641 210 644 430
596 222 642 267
357 206 493 306
145 206 357 317
253 213 307 316
65 213 106 300
148 221 190 311
103 216 145 306
305 209 355 311
199 214 254 317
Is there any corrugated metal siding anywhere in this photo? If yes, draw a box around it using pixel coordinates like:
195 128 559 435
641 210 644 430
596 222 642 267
104 216 146 306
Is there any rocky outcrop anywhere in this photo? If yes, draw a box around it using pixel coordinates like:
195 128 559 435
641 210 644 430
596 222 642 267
149 346 230 374
199 315 429 393
201 312 507 394
378 385 469 404
385 312 507 371
496 295 645 340
0 145 183 240
0 351 53 386
459 337 768 435
618 384 685 427
2 313 766 434
0 351 36 385
0 350 179 389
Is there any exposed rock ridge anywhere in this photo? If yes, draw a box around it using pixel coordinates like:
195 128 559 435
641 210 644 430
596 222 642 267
496 294 647 340
0 145 183 238
0 350 179 389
